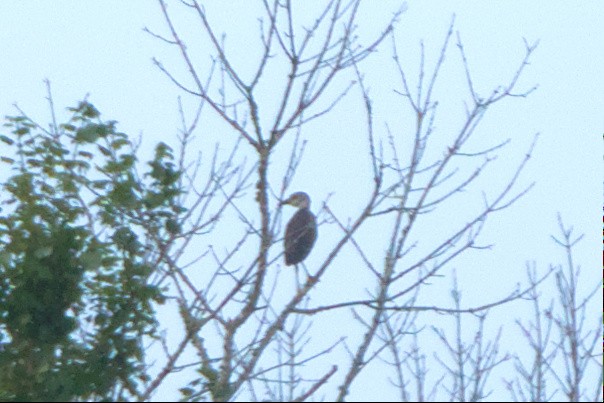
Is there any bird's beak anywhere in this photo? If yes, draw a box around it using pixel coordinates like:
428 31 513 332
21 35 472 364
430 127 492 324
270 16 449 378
280 195 292 206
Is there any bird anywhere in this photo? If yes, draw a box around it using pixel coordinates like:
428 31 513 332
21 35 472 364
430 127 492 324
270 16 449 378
281 192 317 266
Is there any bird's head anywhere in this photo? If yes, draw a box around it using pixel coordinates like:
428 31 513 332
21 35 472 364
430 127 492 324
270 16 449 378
281 191 311 209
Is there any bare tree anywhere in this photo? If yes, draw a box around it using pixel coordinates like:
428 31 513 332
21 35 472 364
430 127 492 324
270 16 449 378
137 1 548 401
505 216 602 402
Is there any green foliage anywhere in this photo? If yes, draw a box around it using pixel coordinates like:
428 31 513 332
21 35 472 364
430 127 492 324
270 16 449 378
4 223 83 345
0 100 183 400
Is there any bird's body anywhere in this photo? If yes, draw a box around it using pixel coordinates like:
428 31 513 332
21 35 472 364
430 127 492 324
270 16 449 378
285 208 317 265
282 192 317 266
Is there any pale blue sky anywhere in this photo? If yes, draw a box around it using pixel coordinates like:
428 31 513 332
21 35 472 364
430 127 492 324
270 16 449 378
0 1 601 401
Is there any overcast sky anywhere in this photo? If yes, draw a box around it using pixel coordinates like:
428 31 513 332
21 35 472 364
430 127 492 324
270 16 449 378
0 1 601 401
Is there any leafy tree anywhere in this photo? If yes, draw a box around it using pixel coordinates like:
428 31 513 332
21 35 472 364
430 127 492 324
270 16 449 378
0 97 177 401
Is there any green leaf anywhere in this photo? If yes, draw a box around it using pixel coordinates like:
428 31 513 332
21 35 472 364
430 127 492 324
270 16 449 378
0 134 14 145
110 138 130 150
0 251 11 267
15 127 30 136
165 218 180 234
91 180 110 189
180 387 194 397
75 124 105 143
80 102 100 118
26 158 42 168
34 246 53 259
60 123 76 132
81 250 104 271
98 145 111 156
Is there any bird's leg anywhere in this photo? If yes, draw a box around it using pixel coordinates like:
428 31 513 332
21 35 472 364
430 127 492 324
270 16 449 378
300 262 313 284
294 264 301 292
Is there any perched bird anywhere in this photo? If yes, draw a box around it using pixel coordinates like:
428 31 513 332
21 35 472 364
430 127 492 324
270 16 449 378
281 192 317 266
